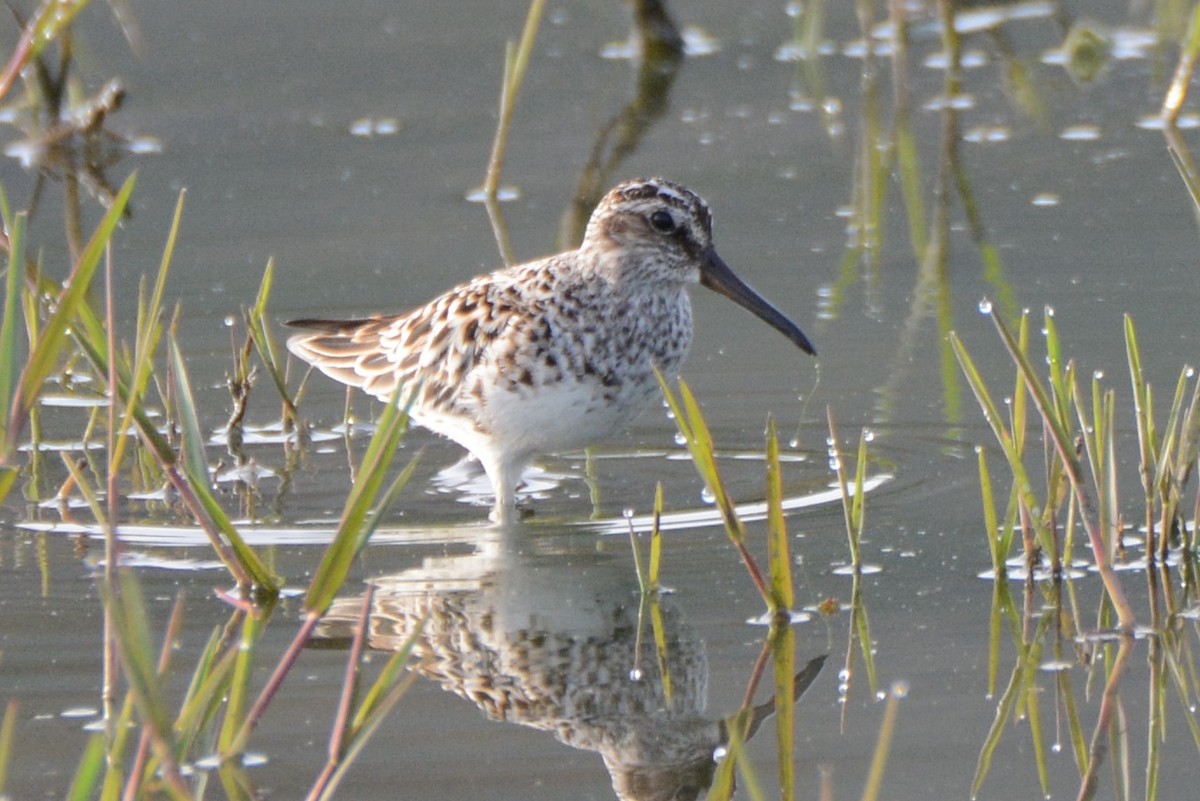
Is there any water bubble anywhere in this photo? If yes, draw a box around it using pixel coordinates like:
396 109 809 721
977 298 993 314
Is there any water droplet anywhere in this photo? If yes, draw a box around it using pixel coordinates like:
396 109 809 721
628 667 643 681
973 444 983 454
828 457 841 471
863 428 875 442
837 668 850 681
824 436 836 447
1051 741 1062 753
1187 366 1195 378
223 315 235 327
1093 370 1104 380
788 438 800 448
977 298 993 314
713 745 727 760
674 432 687 446
700 486 716 504
622 508 636 520
1045 306 1055 317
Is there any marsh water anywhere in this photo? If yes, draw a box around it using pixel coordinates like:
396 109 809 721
3 1 1200 799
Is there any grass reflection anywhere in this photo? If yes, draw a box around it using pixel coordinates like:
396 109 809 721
954 309 1200 800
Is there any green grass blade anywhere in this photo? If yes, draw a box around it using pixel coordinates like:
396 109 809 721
317 670 422 801
972 664 1022 796
349 618 425 734
11 173 134 438
949 330 1054 554
649 598 673 706
850 572 879 696
173 626 238 758
859 683 905 801
219 612 264 756
246 259 299 416
678 379 743 540
305 387 412 614
648 481 663 588
169 335 211 487
765 418 793 612
772 624 796 801
0 211 26 448
168 336 278 591
851 427 868 543
827 409 860 566
657 372 772 604
0 699 16 795
64 733 107 801
976 445 1002 571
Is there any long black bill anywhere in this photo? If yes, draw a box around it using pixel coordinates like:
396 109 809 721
699 247 816 356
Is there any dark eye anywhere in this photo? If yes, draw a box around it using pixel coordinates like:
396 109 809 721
649 210 676 233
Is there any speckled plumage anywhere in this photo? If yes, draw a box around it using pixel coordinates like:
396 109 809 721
287 178 815 520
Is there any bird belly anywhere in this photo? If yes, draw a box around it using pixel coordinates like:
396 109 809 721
478 374 659 456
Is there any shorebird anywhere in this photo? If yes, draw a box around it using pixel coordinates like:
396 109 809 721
287 178 815 520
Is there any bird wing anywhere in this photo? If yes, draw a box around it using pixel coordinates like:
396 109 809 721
286 269 542 413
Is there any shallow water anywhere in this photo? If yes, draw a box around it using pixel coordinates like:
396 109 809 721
2 1 1200 799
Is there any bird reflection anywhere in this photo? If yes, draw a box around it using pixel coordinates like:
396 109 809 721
315 528 823 801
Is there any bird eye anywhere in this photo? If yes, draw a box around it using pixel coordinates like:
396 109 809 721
649 210 676 233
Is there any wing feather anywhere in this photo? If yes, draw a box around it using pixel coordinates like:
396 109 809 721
285 268 541 413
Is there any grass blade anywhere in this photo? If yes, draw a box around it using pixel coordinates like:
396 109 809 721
772 623 796 801
0 211 26 448
245 259 299 418
765 417 793 612
305 384 412 615
7 173 135 458
0 699 15 795
64 733 107 801
648 481 663 588
168 336 279 591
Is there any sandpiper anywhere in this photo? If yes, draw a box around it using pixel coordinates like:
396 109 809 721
287 178 815 520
